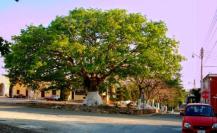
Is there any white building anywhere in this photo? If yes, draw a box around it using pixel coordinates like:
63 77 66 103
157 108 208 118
0 75 10 96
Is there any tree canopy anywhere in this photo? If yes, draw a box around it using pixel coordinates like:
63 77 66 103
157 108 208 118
0 37 11 56
4 9 184 102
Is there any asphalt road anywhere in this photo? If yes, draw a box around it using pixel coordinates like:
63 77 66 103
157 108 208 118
0 104 182 133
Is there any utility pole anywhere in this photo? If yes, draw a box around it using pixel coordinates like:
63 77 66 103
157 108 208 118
200 47 204 89
200 47 204 81
193 79 196 89
192 48 204 89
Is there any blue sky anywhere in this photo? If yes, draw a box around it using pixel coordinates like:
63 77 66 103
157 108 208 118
0 0 217 89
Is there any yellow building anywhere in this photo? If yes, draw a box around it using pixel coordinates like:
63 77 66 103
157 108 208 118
0 75 86 101
11 82 86 101
11 82 60 99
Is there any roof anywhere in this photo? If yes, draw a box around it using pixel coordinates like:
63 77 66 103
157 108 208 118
204 74 217 80
187 103 211 106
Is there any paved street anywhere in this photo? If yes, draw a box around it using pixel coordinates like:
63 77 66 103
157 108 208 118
0 104 182 133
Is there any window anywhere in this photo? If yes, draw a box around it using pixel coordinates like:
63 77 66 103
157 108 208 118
17 90 20 95
41 91 45 97
185 105 214 117
52 90 56 95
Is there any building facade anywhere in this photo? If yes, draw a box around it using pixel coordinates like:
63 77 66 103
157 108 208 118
0 76 10 97
11 82 86 101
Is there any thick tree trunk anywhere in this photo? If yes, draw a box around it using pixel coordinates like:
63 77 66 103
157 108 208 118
9 84 13 98
60 88 71 101
83 76 104 106
83 91 103 106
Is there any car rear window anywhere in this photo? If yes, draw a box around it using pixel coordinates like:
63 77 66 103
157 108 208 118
185 105 214 117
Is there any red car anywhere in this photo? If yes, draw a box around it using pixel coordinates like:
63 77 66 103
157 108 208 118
182 103 217 133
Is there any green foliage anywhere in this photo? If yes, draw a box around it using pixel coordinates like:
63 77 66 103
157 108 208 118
162 88 187 108
190 88 201 103
116 87 131 101
125 81 140 101
4 9 184 99
0 37 11 56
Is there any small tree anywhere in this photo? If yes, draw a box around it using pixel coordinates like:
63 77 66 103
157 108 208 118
190 88 201 103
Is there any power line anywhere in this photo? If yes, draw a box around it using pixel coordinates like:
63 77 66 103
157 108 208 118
204 41 217 64
204 66 217 67
202 9 217 48
202 8 217 65
206 23 217 49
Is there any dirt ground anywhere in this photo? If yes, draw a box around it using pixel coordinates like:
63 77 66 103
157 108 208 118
0 123 38 133
0 104 181 133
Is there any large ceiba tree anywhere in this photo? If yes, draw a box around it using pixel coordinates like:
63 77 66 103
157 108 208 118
5 9 183 105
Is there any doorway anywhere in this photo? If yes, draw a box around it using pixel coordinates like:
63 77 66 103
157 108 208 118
0 83 4 96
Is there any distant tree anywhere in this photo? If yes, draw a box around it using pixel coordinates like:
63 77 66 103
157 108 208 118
190 88 201 102
124 80 140 101
174 88 187 106
131 72 185 107
135 78 166 102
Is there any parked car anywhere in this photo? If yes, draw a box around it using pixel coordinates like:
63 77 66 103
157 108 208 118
179 104 186 115
182 103 217 133
44 95 60 101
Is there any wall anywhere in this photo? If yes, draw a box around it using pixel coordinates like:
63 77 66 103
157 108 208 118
210 77 217 113
12 83 28 97
0 76 10 96
74 95 86 101
10 81 86 101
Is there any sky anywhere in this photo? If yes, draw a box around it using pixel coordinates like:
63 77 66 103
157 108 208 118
0 0 217 89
